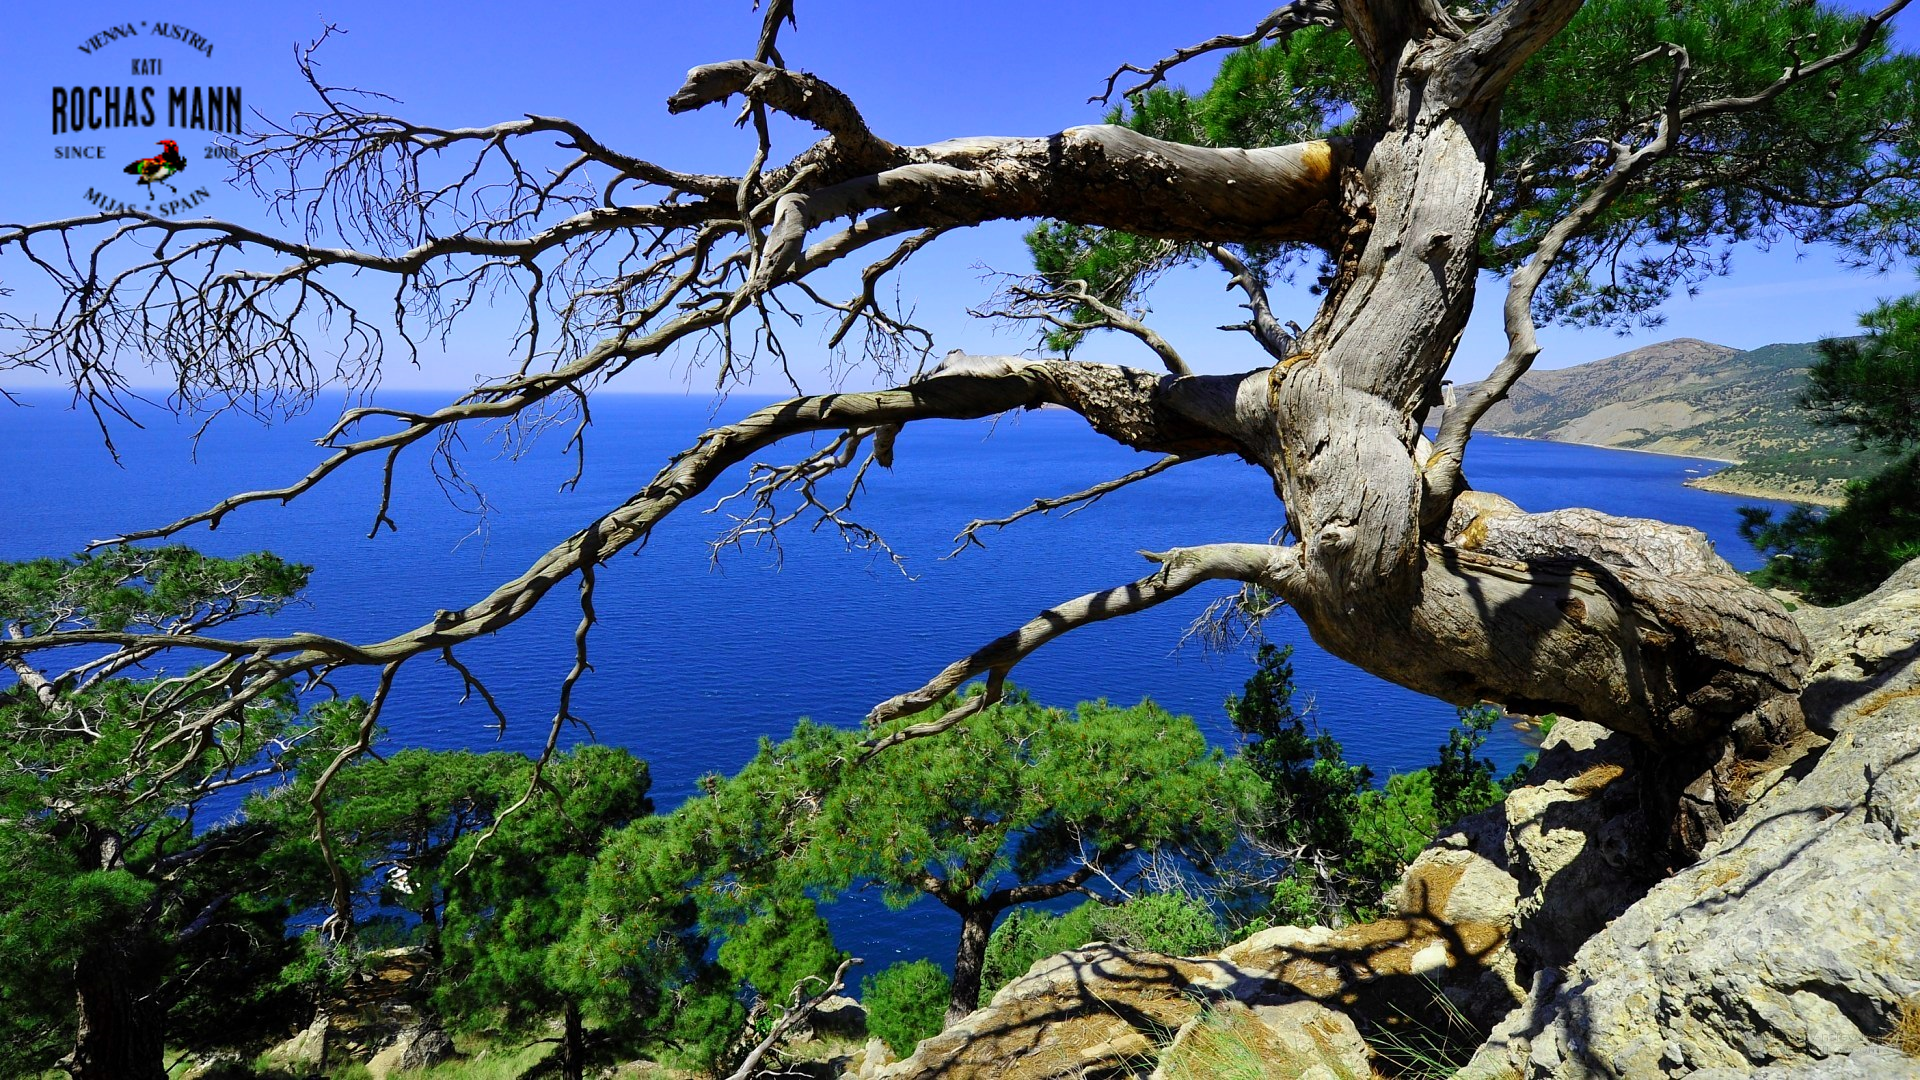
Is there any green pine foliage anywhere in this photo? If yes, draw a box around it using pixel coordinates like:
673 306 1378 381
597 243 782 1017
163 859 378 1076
1744 293 1920 603
1742 452 1920 603
1226 643 1372 914
1228 645 1512 926
1492 0 1920 327
1432 705 1504 827
254 747 523 948
574 689 1260 1034
561 811 743 1072
0 548 355 1078
975 892 1226 1007
1804 295 1920 451
861 960 952 1057
1024 0 1919 355
436 746 654 1079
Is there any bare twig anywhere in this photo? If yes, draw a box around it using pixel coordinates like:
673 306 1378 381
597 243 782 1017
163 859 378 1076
724 956 859 1080
1091 1 1344 104
947 455 1186 557
861 543 1296 758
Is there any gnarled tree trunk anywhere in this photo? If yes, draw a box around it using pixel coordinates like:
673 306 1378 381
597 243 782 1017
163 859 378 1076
2 0 1854 897
947 903 1001 1027
72 934 167 1080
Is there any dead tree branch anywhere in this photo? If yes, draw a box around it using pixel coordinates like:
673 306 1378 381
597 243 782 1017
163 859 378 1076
1091 1 1344 104
947 454 1187 558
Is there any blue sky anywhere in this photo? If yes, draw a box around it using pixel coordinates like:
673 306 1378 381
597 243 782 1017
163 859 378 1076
4 1 1917 392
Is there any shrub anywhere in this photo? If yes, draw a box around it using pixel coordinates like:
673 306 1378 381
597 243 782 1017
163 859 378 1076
1085 892 1223 957
977 893 1227 1006
978 906 1090 1005
861 960 951 1056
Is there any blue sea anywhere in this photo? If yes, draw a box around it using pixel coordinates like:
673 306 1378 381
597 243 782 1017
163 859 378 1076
0 391 1799 969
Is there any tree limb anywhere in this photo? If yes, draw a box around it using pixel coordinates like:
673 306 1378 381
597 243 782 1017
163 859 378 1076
1090 1 1344 105
862 543 1296 754
947 455 1187 558
1425 0 1913 526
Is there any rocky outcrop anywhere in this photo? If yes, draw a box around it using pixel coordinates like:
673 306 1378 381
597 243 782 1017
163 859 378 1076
1793 561 1920 738
859 563 1920 1080
858 701 1670 1079
260 1014 328 1076
862 807 1541 1078
861 945 1374 1080
366 1021 456 1079
1149 999 1370 1080
1462 561 1920 1079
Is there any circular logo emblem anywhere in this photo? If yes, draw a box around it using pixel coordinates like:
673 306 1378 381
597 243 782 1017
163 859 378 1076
50 20 243 216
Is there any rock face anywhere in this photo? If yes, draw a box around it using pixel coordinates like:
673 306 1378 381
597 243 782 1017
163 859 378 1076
863 816 1536 1078
260 1014 328 1076
861 943 1374 1080
859 705 1668 1079
858 562 1920 1080
1462 561 1920 1078
366 1021 456 1079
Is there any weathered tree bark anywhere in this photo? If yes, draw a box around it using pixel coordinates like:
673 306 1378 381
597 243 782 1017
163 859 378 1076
946 903 1001 1027
839 0 1812 861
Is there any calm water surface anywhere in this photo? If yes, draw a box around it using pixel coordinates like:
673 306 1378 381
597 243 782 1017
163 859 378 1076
0 392 1800 967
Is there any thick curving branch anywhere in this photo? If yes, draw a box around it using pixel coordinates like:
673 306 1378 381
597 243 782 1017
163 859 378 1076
862 542 1297 757
749 130 1350 294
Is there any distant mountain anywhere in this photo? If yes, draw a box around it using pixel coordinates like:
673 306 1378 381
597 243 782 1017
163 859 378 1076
1434 338 1885 504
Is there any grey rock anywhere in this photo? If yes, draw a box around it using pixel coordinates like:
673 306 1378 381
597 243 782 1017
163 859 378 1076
1463 562 1920 1079
799 994 867 1041
1797 559 1920 737
260 1014 328 1076
367 1021 456 1079
1683 1043 1920 1079
1499 718 1658 977
1148 998 1370 1080
851 1035 894 1079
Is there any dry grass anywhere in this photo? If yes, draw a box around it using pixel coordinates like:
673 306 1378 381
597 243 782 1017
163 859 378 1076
1152 1004 1367 1080
1888 995 1920 1058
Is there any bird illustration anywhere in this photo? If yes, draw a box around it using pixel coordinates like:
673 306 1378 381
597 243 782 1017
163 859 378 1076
123 140 187 199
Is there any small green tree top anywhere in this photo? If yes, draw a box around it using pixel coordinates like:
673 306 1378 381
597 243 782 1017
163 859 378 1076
1227 643 1372 865
1806 294 1920 453
861 960 951 1057
576 689 1261 1034
801 692 1255 912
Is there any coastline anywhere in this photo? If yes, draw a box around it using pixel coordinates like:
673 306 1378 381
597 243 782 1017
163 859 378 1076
1473 430 1742 465
1467 430 1839 505
1683 473 1845 507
